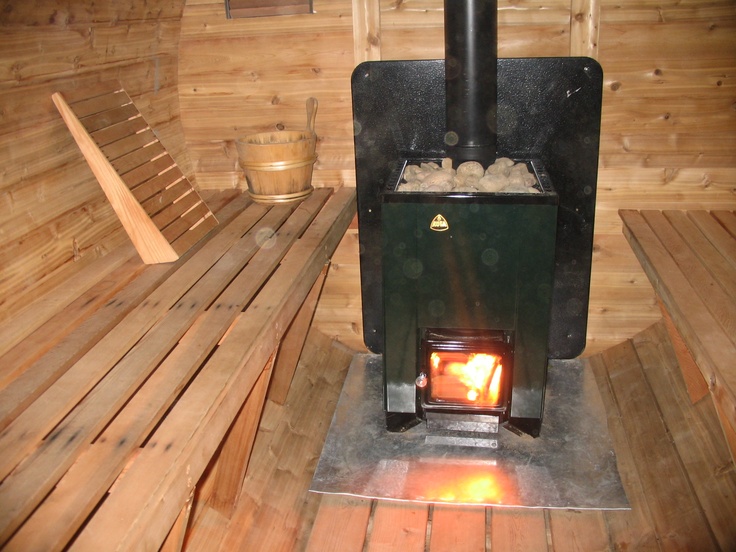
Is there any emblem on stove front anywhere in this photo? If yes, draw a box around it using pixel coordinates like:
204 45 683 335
430 214 449 232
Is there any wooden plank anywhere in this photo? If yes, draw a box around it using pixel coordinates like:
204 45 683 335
664 211 736 314
548 510 609 552
570 0 600 58
171 213 220 255
100 128 158 161
0 198 264 542
305 495 372 552
109 140 167 174
642 210 736 348
268 264 328 404
633 321 736 551
160 490 195 552
0 254 145 391
659 302 709 404
599 338 718 550
91 116 149 147
620 210 736 445
219 329 356 552
367 501 429 552
68 188 356 551
352 0 381 63
0 259 173 430
205 353 276 518
587 354 660 551
1 197 313 550
52 91 179 264
429 504 485 552
689 211 736 272
70 88 130 118
490 508 548 552
79 103 142 133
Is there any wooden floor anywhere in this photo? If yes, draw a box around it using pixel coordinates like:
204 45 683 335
184 321 736 551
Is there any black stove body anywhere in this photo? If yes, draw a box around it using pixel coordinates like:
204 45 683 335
353 2 603 437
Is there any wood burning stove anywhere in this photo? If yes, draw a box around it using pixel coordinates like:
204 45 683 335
353 0 603 437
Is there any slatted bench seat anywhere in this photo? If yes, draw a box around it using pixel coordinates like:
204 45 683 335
620 209 736 462
0 186 356 551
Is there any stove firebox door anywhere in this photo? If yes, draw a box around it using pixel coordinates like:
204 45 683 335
382 192 558 436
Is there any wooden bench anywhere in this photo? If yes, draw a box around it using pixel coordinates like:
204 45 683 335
620 209 736 462
0 186 356 551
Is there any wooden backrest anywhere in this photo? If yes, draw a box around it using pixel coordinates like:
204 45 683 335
52 82 218 264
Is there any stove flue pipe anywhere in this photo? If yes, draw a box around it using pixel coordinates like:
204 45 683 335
444 0 498 167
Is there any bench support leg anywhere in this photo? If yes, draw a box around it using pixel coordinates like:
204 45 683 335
268 264 329 405
160 489 195 552
660 303 736 464
203 351 277 518
659 302 709 404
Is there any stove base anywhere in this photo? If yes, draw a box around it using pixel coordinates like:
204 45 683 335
310 354 629 509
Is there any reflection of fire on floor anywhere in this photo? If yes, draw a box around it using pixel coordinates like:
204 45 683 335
310 354 630 510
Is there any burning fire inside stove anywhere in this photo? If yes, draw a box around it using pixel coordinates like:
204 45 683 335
428 351 504 407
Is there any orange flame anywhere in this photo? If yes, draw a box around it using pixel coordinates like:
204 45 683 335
429 352 504 407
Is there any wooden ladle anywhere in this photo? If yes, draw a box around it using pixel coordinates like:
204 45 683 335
306 97 318 134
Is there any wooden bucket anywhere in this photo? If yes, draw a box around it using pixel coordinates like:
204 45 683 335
236 130 316 204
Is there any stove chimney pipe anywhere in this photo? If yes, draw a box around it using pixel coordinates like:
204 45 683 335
444 0 498 167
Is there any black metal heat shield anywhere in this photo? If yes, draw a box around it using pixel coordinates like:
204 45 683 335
353 57 603 359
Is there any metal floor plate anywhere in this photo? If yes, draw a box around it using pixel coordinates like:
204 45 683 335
310 354 629 510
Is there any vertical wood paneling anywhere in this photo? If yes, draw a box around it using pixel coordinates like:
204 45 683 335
178 0 356 191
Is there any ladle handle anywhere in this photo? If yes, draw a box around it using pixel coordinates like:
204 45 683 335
306 97 318 134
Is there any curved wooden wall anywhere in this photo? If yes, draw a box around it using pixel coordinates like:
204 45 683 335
0 1 188 324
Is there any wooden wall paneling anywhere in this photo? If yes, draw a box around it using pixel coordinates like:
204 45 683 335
0 0 187 325
569 0 600 58
353 0 381 63
178 0 356 190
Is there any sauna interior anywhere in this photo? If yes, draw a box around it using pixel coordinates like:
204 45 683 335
1 1 735 550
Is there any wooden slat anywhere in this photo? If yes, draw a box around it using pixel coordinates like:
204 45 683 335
0 198 263 531
70 89 129 117
132 167 188 204
666 211 736 308
140 179 191 217
101 127 158 161
490 508 548 551
2 195 318 550
548 510 609 551
633 321 736 550
79 103 141 133
660 302 709 404
587 354 661 551
429 505 485 552
598 338 718 549
205 351 276 517
109 140 167 174
620 209 736 445
0 254 145 391
305 496 372 552
69 188 356 551
642 210 736 348
91 115 149 147
268 264 328 404
171 213 219 255
120 153 175 189
367 502 429 552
